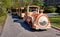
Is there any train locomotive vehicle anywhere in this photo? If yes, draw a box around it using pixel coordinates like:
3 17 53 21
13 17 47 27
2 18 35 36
17 6 40 18
23 5 51 30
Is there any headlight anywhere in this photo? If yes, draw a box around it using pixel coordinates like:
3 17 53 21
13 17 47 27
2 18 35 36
39 21 47 26
38 16 48 26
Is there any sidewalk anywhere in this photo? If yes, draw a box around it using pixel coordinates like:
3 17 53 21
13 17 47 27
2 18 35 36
51 25 60 31
0 14 13 37
46 13 59 17
0 14 21 37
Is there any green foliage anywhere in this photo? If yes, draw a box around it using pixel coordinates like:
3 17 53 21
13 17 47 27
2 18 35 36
0 2 4 16
0 0 12 8
32 0 40 5
0 13 7 23
23 0 31 6
12 2 19 8
0 0 10 17
6 0 12 8
44 6 56 13
56 5 60 13
18 0 44 9
49 15 60 28
32 0 44 9
12 0 20 8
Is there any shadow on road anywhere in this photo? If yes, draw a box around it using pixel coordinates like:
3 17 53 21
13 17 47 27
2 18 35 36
12 15 35 32
12 15 45 32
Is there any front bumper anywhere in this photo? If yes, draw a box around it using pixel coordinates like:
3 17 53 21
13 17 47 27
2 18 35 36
32 25 51 30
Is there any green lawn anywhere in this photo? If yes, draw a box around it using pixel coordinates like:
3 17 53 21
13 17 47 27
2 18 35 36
0 15 7 23
49 15 60 28
0 15 7 28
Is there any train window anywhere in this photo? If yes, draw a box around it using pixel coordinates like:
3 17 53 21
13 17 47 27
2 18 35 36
22 9 25 13
19 9 26 13
29 7 38 12
11 9 16 12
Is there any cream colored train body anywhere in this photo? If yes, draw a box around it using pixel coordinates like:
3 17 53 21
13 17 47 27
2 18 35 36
23 6 51 30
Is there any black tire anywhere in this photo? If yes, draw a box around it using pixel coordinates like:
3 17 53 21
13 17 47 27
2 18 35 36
39 29 47 31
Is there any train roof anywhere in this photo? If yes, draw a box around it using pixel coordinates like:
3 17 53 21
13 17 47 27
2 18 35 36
20 5 39 9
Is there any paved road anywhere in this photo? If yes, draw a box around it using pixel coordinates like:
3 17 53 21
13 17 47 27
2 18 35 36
1 14 60 37
46 13 59 17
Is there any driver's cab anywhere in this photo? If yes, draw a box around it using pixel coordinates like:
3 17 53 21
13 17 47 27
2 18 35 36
27 6 39 13
25 5 40 17
19 5 40 18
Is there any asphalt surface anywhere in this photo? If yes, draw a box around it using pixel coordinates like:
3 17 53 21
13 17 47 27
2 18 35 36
1 14 60 37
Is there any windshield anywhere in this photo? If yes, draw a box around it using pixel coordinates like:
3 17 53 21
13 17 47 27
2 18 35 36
29 7 38 12
18 9 26 13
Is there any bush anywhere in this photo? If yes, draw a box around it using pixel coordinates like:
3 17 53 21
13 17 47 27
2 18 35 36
0 8 4 17
44 6 56 13
0 11 7 23
0 8 7 17
56 5 60 13
49 15 60 28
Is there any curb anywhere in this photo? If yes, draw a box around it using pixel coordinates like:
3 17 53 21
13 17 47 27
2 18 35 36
51 26 60 31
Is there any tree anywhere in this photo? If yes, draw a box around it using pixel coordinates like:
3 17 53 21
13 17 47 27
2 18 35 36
0 0 12 8
0 0 12 16
56 5 60 13
32 0 44 9
0 2 4 16
12 0 20 8
44 6 56 13
24 0 31 6
6 0 12 8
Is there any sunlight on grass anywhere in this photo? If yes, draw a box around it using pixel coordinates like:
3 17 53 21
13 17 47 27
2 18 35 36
49 15 60 28
0 15 7 23
0 26 3 28
0 14 7 29
51 23 60 28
